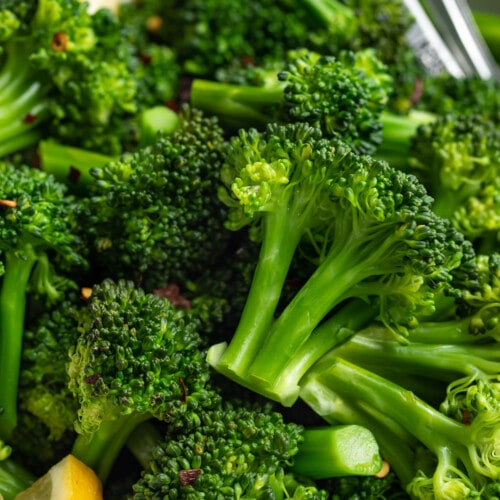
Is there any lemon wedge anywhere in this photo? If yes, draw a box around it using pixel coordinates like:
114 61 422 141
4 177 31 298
15 455 102 500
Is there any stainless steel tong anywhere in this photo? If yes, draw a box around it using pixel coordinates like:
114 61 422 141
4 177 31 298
403 0 500 81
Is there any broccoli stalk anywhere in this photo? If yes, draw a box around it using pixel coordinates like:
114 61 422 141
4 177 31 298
0 163 87 440
37 140 115 188
300 353 500 498
0 440 34 500
67 279 221 482
332 327 500 401
208 122 471 406
290 425 384 480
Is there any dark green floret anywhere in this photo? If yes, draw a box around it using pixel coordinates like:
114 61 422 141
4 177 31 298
68 279 221 482
81 105 230 290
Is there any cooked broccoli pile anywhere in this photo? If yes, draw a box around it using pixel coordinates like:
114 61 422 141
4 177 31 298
3 0 500 499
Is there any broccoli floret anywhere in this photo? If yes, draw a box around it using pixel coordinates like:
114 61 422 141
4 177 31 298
81 105 230 290
404 113 500 252
207 122 472 406
0 162 87 440
191 48 393 155
415 73 500 123
68 279 221 482
118 0 416 92
130 400 328 499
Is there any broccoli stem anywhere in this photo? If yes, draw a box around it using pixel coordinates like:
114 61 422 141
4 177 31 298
71 412 152 482
299 376 417 486
190 79 284 130
38 141 115 188
0 43 50 156
0 460 35 500
245 228 398 395
207 209 305 381
291 425 384 479
126 420 162 469
301 354 493 482
405 316 500 344
377 110 436 167
253 299 377 405
333 330 500 383
0 247 38 440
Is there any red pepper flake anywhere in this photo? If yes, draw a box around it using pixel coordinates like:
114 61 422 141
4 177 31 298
52 32 69 52
166 99 180 113
84 374 101 385
0 199 17 208
23 113 38 124
68 165 81 184
462 409 471 426
241 55 256 67
179 469 201 486
139 53 153 65
179 376 187 404
153 283 192 309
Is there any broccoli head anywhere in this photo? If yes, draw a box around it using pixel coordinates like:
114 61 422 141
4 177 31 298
82 105 230 290
68 278 221 481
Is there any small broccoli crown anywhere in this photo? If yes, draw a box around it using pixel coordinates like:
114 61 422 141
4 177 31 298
321 152 470 334
441 374 500 425
85 105 229 288
277 49 392 154
408 114 500 228
131 400 307 498
0 0 177 156
0 162 86 271
220 122 349 234
68 279 219 435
